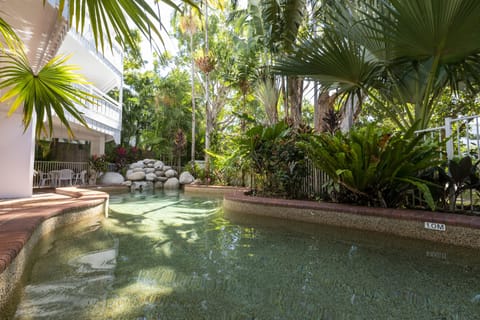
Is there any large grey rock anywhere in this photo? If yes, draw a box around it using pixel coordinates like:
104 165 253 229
163 165 172 171
132 167 144 173
145 168 156 174
143 159 155 165
131 181 153 191
154 181 164 189
130 161 144 169
157 176 168 182
122 180 132 186
155 170 165 177
154 161 164 170
145 173 157 181
127 171 146 181
179 171 194 184
164 177 180 189
165 169 177 178
99 172 125 185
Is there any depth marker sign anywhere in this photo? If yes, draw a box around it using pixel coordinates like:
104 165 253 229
424 222 446 231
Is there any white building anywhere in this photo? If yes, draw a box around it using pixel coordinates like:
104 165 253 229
0 0 123 198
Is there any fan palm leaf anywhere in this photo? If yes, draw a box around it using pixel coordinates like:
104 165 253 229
275 31 377 94
275 0 480 130
0 51 91 138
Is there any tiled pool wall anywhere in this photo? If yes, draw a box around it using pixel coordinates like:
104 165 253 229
220 190 480 249
183 184 250 197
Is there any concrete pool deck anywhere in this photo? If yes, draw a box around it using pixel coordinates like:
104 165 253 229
0 187 109 312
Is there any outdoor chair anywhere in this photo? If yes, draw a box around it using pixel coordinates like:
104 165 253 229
37 170 52 187
74 170 87 185
57 169 74 186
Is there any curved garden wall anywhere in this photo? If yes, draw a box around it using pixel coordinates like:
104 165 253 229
223 191 480 249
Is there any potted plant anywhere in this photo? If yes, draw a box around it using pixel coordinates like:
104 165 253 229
88 154 108 185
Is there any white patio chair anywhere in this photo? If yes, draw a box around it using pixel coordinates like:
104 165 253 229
74 170 87 185
57 169 74 186
38 170 52 187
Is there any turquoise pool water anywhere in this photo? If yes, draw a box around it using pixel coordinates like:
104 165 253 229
8 192 480 319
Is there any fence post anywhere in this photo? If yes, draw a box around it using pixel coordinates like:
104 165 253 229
445 117 454 160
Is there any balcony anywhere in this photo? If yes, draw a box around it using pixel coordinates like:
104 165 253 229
68 28 123 76
63 84 122 144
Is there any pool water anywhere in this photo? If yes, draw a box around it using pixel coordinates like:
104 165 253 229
8 192 480 319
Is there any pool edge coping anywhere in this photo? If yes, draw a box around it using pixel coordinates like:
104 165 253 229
221 189 480 249
0 188 109 313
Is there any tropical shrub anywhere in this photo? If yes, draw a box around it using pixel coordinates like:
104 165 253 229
206 150 248 187
424 156 480 212
298 125 442 209
235 121 309 198
88 154 108 173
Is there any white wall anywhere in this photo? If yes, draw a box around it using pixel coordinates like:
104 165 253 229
90 135 106 156
0 109 35 198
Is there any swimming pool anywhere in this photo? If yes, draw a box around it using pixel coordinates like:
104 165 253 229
9 192 480 319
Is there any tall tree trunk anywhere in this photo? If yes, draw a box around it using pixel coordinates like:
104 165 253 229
288 76 304 127
204 0 211 179
190 31 196 163
281 76 288 120
340 94 362 132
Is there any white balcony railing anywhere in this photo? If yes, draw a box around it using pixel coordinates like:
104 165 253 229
67 84 122 144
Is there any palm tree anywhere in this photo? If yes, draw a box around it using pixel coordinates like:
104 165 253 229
275 0 480 131
179 8 200 163
0 0 194 137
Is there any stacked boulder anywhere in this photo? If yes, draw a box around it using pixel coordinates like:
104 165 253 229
122 159 194 191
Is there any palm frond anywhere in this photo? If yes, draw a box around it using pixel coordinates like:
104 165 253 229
0 51 92 138
0 15 22 51
275 32 377 95
58 0 179 53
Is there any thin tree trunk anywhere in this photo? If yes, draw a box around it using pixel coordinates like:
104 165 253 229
204 0 211 179
190 31 196 163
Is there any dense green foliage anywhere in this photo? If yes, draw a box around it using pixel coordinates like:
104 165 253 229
423 156 480 212
234 121 309 198
298 125 442 209
3 0 480 215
